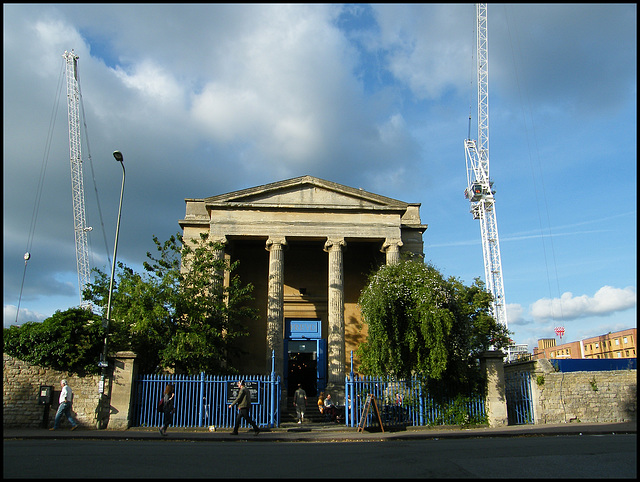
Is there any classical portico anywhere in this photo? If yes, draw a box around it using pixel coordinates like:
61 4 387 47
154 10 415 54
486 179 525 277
179 176 426 401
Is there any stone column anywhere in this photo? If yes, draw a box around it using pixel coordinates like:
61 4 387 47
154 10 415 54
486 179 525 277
382 238 403 265
210 235 227 288
106 351 137 430
265 237 287 378
479 350 508 427
324 238 346 401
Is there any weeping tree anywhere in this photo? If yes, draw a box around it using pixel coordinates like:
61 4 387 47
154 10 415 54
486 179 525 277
85 232 258 374
356 259 510 392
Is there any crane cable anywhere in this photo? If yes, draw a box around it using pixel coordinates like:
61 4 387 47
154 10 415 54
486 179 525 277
15 55 111 324
15 61 66 324
76 60 112 269
503 5 564 323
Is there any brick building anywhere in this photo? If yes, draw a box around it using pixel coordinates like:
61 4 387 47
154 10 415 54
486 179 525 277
533 327 637 360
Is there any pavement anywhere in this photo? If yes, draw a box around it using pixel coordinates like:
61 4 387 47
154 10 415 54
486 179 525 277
3 420 636 443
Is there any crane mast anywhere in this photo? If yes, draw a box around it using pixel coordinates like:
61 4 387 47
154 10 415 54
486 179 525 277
464 4 508 329
63 50 91 308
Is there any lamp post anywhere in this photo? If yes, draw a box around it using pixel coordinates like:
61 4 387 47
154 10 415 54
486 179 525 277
98 150 125 429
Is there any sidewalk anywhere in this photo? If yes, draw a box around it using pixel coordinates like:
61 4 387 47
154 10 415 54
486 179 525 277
4 420 635 442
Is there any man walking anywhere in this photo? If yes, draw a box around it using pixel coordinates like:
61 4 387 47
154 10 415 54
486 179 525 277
228 380 260 435
293 383 307 424
50 379 78 430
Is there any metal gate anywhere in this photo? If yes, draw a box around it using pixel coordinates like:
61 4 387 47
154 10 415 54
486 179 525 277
504 370 534 425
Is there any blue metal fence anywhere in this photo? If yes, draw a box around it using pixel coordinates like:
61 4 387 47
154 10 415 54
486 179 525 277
131 372 281 429
345 374 486 428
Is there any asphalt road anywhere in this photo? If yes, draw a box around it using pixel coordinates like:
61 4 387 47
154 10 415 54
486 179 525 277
4 434 636 478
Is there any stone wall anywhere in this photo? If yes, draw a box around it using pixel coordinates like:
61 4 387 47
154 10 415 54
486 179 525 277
506 358 637 424
3 354 102 429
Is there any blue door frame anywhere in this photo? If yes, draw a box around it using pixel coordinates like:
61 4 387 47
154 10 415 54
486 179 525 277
284 319 326 394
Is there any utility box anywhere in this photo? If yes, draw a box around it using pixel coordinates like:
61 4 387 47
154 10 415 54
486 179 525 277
38 385 54 405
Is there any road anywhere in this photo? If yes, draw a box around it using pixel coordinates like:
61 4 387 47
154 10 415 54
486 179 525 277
4 434 636 478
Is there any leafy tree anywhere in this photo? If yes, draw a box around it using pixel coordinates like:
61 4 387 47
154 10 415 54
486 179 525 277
3 308 103 375
85 232 258 374
356 259 510 391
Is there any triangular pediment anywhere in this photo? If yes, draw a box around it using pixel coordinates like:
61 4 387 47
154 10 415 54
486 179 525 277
204 176 408 210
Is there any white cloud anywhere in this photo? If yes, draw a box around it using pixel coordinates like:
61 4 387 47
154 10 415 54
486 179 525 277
529 286 636 321
3 305 47 328
370 4 472 100
113 60 183 106
506 303 527 326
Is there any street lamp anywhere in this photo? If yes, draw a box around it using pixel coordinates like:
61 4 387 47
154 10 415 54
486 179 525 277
98 150 125 428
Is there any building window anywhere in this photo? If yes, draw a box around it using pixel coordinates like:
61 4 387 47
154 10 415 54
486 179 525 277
623 337 628 344
615 339 620 345
595 343 599 348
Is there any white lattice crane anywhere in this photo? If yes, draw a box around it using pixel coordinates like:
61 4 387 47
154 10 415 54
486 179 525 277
464 4 508 329
63 50 92 308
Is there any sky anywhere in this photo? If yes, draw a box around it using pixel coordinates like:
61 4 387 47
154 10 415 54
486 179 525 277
3 4 637 352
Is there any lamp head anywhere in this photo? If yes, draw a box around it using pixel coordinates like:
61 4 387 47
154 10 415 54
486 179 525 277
113 150 124 163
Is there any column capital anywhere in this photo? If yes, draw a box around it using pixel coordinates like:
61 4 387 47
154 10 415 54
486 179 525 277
265 237 288 251
324 237 346 252
210 235 228 245
381 238 403 252
381 238 403 265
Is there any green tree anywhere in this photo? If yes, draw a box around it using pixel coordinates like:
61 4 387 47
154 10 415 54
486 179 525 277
356 259 510 390
85 232 258 374
3 307 103 375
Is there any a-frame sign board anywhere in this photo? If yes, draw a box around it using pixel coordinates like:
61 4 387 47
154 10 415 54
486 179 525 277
357 394 384 432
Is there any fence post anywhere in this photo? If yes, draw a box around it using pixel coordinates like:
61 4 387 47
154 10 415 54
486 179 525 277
198 372 205 427
418 379 424 426
346 351 353 427
270 350 275 428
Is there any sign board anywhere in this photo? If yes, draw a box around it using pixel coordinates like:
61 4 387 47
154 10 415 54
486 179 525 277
357 394 384 433
225 381 259 405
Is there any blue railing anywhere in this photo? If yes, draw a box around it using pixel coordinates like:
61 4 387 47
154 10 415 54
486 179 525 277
504 370 534 425
131 372 281 429
345 374 486 428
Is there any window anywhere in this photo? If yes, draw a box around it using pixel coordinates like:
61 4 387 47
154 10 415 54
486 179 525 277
615 339 620 346
623 337 628 344
595 343 599 349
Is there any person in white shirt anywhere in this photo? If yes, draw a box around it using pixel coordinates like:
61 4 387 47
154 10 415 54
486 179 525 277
50 379 78 430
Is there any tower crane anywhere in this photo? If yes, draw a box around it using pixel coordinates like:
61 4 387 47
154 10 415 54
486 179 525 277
464 4 508 330
63 50 92 308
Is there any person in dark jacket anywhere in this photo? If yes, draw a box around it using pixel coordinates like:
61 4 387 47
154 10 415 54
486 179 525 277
228 380 260 435
159 384 175 436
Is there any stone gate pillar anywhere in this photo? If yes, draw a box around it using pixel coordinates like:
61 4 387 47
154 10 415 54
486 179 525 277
265 237 287 379
479 350 508 427
107 351 137 430
324 238 346 401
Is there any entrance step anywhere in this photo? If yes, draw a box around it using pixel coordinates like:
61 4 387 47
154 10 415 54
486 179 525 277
283 397 329 424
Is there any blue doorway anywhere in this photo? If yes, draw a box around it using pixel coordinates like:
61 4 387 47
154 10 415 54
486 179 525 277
285 319 326 396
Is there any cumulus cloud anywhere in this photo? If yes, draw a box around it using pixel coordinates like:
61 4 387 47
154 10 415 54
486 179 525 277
506 303 528 326
3 305 47 328
530 286 636 321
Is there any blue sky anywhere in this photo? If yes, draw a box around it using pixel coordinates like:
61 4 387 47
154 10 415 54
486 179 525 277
3 4 636 351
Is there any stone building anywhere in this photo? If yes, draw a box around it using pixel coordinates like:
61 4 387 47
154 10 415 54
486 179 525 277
179 176 427 400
